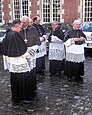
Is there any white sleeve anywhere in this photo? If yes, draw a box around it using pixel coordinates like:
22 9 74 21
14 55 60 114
64 38 74 47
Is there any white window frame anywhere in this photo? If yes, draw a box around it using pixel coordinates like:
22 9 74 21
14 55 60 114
13 0 21 19
12 0 30 20
41 0 51 23
0 0 3 23
83 0 92 22
52 0 60 22
41 0 61 24
21 0 30 17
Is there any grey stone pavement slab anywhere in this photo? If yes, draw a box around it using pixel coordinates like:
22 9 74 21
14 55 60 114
0 54 92 115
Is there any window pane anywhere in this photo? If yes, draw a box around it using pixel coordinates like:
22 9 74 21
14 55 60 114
0 0 2 22
84 0 92 22
53 0 60 22
22 0 29 16
42 0 60 23
14 0 20 19
43 0 50 22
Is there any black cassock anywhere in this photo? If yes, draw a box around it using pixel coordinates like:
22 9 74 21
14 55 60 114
2 29 37 103
33 23 46 73
64 29 86 80
48 27 65 76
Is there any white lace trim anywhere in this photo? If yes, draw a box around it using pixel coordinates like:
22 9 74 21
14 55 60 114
65 44 84 54
64 39 85 62
27 46 37 69
27 58 36 70
64 38 74 47
3 55 31 73
36 42 47 58
7 63 30 73
51 35 63 43
49 43 64 50
49 49 65 60
66 53 85 63
49 43 65 60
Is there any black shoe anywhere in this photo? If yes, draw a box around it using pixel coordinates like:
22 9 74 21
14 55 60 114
67 77 72 81
22 100 33 104
36 71 45 75
49 73 55 76
67 76 74 82
75 77 83 82
55 73 61 77
12 102 21 108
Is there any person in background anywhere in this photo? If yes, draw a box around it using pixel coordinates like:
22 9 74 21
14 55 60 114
33 16 47 75
2 19 34 106
48 21 65 77
20 16 40 103
29 18 33 25
64 19 86 82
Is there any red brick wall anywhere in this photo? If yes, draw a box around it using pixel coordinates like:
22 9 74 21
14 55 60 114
2 0 10 23
2 0 81 23
63 0 80 23
30 0 38 17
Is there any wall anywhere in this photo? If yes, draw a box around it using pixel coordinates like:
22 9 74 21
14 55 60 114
2 0 10 23
63 0 80 23
30 0 38 17
2 0 81 24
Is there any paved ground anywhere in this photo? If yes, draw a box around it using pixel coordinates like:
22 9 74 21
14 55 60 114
0 52 92 115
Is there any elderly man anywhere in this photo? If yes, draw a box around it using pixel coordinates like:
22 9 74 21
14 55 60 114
20 16 40 102
64 19 86 82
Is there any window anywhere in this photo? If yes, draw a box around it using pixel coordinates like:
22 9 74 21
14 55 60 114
53 0 60 22
83 0 92 22
0 0 2 23
22 0 29 16
42 0 61 23
14 0 20 19
43 0 50 22
13 0 29 19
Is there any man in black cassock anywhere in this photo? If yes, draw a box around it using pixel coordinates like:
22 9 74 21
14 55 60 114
64 19 86 82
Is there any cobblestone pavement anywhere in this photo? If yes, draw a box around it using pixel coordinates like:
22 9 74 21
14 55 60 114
0 54 92 115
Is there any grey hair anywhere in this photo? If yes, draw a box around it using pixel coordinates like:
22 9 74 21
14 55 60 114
73 19 81 25
51 21 59 25
20 15 29 22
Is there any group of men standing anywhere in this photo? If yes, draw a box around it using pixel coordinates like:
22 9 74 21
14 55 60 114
2 15 47 106
20 16 47 75
2 16 86 106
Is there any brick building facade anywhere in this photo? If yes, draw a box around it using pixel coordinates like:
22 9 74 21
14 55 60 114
63 0 80 23
0 0 91 24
